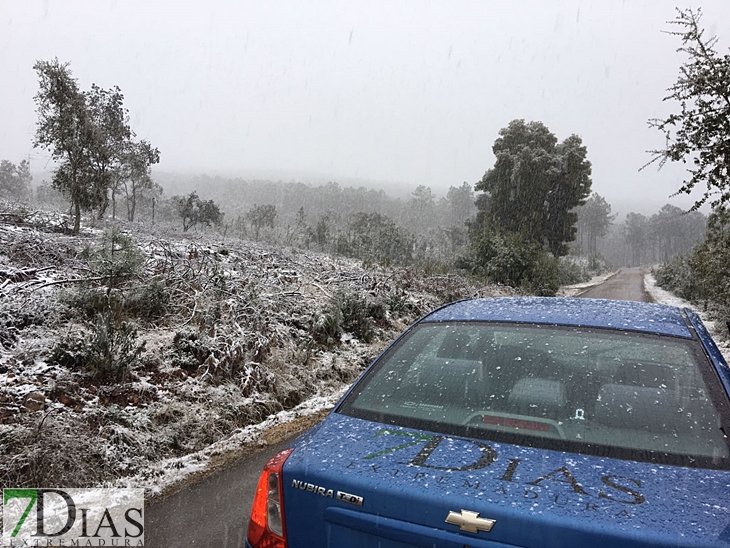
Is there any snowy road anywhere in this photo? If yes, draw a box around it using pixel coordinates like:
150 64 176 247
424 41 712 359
144 267 652 547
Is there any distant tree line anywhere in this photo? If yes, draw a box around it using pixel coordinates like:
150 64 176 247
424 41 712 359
620 206 706 266
146 120 707 295
152 174 478 268
149 119 600 293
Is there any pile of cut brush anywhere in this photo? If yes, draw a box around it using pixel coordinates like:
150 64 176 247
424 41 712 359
0 200 512 493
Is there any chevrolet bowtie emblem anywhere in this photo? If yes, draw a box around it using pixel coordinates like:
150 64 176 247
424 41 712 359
445 510 496 533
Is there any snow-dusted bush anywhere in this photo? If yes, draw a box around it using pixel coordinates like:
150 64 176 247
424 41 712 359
120 278 170 320
556 255 607 286
0 414 111 488
524 254 561 297
51 309 145 381
653 256 698 301
336 291 382 343
82 227 144 291
654 206 730 339
310 305 343 348
311 291 391 347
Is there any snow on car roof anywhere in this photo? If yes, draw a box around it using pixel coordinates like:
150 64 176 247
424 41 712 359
423 297 693 338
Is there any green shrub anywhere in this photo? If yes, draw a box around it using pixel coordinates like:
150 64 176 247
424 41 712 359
471 226 541 287
64 287 111 319
556 258 588 286
310 304 343 348
83 228 144 291
524 253 561 296
51 308 145 380
387 294 409 317
311 291 389 346
556 255 609 286
64 279 170 322
50 334 87 369
124 278 170 320
653 206 730 338
338 292 376 343
653 256 697 301
587 254 607 274
172 331 212 371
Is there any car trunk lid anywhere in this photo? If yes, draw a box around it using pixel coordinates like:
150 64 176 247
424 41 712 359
282 413 730 548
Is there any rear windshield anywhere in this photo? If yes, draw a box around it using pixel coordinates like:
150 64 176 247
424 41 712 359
339 322 730 469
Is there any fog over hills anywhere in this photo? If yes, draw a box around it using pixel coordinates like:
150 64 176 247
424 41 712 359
4 1 729 218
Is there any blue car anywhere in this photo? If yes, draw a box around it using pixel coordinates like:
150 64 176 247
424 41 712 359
247 297 730 548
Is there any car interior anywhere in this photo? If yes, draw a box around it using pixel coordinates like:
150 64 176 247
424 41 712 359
348 323 729 460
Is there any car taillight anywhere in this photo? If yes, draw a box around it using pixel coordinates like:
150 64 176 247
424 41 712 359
247 448 294 548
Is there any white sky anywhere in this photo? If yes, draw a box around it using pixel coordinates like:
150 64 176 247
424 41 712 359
2 0 729 215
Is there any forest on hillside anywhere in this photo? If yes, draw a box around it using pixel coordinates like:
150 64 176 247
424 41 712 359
3 157 710 282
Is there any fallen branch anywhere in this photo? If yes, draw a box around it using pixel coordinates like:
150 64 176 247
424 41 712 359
23 275 113 293
176 296 199 328
0 266 55 283
307 280 332 299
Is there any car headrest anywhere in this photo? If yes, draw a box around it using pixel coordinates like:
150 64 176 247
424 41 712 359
436 331 473 360
416 357 483 404
594 383 679 433
507 378 567 418
615 362 676 389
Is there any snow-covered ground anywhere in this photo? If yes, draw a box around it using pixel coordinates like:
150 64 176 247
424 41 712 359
645 271 730 363
557 270 617 297
113 389 348 498
0 201 513 501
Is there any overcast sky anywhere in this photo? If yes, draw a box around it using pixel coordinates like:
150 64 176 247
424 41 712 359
2 0 729 215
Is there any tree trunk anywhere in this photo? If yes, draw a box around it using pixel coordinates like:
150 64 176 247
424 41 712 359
73 200 81 235
129 186 136 222
123 182 132 222
98 193 108 220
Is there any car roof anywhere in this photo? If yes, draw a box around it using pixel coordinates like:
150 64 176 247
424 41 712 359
422 297 693 338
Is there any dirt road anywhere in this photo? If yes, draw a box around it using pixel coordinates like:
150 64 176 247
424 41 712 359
145 434 298 547
576 267 650 302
